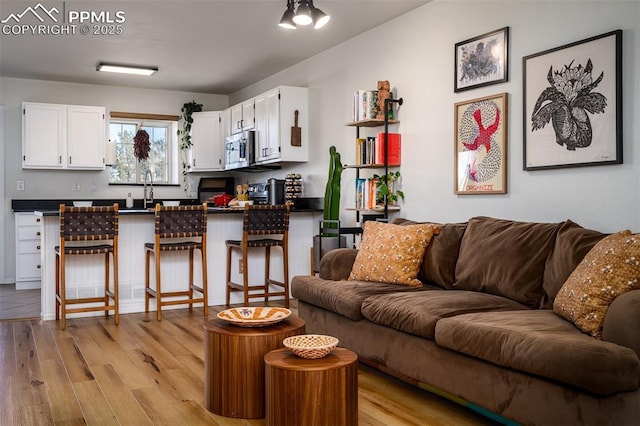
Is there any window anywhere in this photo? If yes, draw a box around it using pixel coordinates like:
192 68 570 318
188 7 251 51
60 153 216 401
109 118 179 185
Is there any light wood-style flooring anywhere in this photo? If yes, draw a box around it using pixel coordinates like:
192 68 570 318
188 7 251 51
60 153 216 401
0 302 496 425
0 284 40 320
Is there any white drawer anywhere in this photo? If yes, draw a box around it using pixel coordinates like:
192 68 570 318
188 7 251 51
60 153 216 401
17 213 42 226
18 226 41 241
18 240 41 254
17 253 41 281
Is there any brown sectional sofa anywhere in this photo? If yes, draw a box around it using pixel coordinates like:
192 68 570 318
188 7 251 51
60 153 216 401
291 216 640 425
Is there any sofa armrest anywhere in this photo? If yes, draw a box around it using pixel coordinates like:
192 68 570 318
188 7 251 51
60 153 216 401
319 248 358 281
603 290 640 358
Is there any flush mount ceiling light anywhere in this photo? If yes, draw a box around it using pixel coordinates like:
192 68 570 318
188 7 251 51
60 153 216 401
279 0 330 30
96 63 158 76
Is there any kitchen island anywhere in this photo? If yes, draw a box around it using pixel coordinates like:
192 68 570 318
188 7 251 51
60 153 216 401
30 205 321 320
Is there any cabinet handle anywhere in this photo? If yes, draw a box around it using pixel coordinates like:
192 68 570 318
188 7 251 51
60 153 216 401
36 231 41 236
69 156 72 164
193 159 196 167
36 218 41 222
36 245 41 250
59 155 62 164
37 265 41 269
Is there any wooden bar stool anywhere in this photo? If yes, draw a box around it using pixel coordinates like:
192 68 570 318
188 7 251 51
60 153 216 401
145 203 208 321
226 204 290 308
55 204 119 330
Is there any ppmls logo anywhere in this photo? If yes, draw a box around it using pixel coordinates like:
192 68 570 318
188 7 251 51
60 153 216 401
2 2 126 36
2 3 58 23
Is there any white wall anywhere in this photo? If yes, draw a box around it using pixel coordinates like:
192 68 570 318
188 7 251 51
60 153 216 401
0 105 6 284
1 78 228 282
231 0 640 233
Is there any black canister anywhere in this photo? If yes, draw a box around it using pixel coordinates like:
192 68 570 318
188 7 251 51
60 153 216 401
268 178 285 205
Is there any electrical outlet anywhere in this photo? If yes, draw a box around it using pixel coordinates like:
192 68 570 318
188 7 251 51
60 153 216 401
16 180 25 191
72 181 80 192
91 182 97 192
238 259 244 274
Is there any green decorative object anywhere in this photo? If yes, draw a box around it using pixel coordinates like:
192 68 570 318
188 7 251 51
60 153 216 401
177 100 203 191
323 146 343 222
373 170 405 205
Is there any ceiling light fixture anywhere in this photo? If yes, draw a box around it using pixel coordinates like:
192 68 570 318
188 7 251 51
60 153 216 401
96 63 158 76
279 0 330 30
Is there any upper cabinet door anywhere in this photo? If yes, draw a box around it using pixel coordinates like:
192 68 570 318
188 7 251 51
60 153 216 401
230 103 243 134
66 106 106 169
254 88 280 163
189 111 224 171
22 103 65 168
241 98 255 131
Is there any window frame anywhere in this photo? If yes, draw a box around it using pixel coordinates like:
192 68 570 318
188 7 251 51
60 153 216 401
108 115 179 186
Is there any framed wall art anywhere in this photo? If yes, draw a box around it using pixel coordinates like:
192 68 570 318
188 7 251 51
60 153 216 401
454 92 508 195
455 27 509 93
523 29 622 170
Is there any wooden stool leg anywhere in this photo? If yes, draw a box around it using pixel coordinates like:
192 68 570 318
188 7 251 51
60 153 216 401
60 252 67 330
145 250 151 313
55 253 60 321
156 249 162 321
243 247 250 306
201 246 208 316
225 245 232 306
189 248 194 311
283 243 290 309
264 246 271 303
113 249 119 325
104 253 110 317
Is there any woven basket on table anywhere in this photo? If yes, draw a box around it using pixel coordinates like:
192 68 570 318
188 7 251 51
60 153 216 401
283 334 339 359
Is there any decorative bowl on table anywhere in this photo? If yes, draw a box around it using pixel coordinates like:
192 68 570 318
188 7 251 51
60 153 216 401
72 201 93 207
162 201 180 207
217 307 291 327
282 334 339 359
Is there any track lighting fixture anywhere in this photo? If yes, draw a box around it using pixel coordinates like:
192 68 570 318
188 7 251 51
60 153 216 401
278 0 330 30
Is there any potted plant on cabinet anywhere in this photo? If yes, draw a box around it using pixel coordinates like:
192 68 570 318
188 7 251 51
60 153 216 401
312 146 346 272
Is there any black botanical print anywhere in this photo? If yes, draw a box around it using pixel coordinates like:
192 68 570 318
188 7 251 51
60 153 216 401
531 59 607 151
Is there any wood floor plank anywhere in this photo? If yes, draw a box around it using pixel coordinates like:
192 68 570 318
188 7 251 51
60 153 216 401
55 337 95 383
39 357 84 423
13 322 49 408
71 380 118 425
66 321 111 367
18 403 54 426
90 364 153 426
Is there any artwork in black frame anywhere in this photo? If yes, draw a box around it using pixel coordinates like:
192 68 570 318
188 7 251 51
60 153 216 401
454 27 509 93
523 30 622 171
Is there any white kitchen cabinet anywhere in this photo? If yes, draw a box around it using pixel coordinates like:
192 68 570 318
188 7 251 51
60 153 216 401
22 102 106 170
188 111 224 171
15 213 42 290
221 107 232 141
229 99 255 134
253 86 308 165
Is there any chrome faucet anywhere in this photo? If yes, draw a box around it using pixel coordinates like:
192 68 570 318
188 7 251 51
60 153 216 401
143 170 154 208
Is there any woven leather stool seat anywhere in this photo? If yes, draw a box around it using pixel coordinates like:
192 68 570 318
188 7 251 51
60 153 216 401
55 204 119 330
225 204 290 308
145 203 208 321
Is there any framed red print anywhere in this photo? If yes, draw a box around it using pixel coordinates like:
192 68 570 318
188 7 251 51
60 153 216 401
454 93 508 195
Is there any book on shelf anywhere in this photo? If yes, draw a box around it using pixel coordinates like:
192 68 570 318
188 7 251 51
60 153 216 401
355 178 366 210
376 132 401 165
352 90 379 122
355 177 380 210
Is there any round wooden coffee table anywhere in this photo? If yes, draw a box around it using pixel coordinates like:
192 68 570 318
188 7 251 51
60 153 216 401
264 347 358 426
204 314 305 418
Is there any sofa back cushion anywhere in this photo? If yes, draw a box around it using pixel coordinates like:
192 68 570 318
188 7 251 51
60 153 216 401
541 220 607 308
391 218 467 289
454 216 561 307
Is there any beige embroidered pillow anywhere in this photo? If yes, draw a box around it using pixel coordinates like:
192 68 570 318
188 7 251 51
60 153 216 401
349 221 439 286
553 230 640 338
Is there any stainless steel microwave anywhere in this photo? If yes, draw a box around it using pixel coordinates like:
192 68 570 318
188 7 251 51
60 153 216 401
224 130 254 170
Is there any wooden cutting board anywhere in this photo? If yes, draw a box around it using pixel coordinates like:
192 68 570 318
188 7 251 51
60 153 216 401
291 109 301 146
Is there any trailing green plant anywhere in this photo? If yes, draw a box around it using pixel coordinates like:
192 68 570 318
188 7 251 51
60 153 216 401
323 146 344 223
177 100 203 191
373 170 404 205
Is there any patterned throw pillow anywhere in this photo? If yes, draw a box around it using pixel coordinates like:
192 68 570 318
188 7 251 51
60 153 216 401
348 221 439 286
553 230 640 338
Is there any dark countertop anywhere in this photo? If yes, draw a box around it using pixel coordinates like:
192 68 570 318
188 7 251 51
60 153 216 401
13 199 322 216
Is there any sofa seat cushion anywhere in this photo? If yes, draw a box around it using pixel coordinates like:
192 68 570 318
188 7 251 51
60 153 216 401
361 290 529 340
435 310 640 395
291 275 434 321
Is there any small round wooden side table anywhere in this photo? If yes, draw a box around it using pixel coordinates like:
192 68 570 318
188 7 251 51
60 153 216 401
204 315 305 418
264 347 358 426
